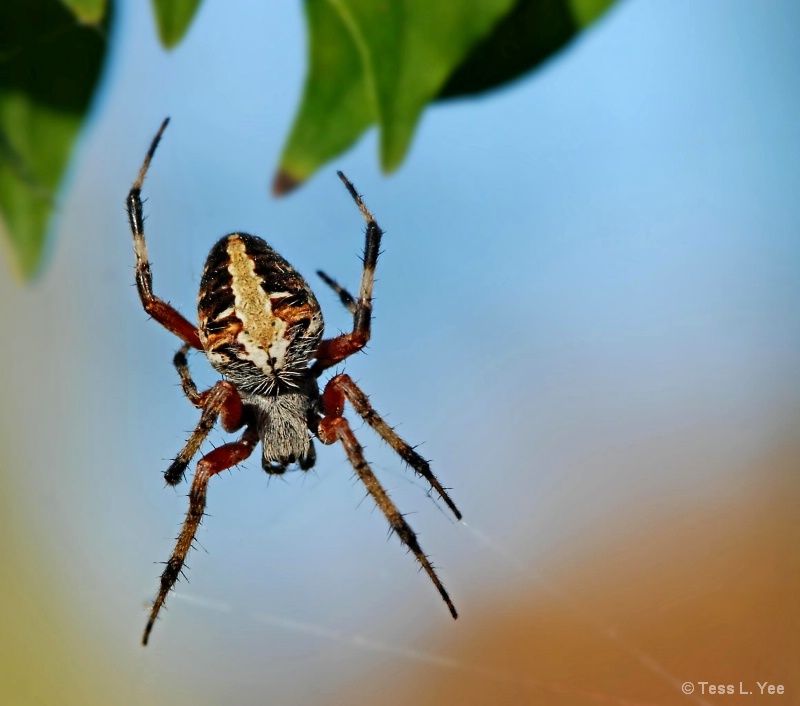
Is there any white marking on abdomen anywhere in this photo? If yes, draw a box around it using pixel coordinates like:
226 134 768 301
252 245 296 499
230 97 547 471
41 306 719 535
226 236 289 375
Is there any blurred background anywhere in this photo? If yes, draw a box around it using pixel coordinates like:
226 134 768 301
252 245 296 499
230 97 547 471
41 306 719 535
1 1 798 704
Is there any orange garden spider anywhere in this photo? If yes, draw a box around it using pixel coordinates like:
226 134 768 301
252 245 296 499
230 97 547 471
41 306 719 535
127 119 461 645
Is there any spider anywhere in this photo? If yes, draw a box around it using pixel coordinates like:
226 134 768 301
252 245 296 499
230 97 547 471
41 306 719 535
127 119 461 646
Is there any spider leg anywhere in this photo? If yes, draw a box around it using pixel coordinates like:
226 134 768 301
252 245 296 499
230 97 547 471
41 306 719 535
143 425 259 646
326 374 461 520
127 118 203 350
164 347 245 485
311 172 382 376
173 343 204 405
316 270 357 315
318 381 458 620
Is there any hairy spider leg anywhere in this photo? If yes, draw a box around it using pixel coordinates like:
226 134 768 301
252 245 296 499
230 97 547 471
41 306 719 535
142 427 259 646
311 172 381 375
126 117 203 350
318 377 458 620
326 373 461 521
163 345 245 485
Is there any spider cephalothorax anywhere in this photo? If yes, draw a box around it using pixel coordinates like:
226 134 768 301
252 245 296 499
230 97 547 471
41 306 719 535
127 119 461 646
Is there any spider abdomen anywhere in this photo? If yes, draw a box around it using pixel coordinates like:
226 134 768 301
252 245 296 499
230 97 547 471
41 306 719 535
197 233 324 392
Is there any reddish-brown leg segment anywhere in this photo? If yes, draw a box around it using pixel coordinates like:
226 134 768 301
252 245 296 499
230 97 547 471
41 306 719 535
142 426 259 646
127 118 203 350
164 344 245 485
318 378 458 620
311 172 382 376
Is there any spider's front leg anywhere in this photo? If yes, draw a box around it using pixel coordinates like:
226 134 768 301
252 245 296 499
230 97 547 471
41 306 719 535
163 344 245 485
127 118 203 350
311 172 382 376
317 376 458 620
143 425 259 646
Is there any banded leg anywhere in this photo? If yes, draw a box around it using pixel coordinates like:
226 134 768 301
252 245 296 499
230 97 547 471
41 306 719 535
311 172 382 376
326 374 461 520
127 118 203 350
318 387 458 620
164 345 244 485
142 426 259 646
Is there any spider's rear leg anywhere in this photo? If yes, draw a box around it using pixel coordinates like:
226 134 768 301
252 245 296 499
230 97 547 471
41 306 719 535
143 426 259 646
127 118 203 350
312 173 382 376
326 374 461 520
164 345 244 485
318 379 458 620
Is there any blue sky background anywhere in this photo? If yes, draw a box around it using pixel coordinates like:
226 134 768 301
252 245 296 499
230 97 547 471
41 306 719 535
1 1 799 704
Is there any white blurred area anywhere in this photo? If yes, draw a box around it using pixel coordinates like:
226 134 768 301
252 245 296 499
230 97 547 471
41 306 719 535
1 1 798 704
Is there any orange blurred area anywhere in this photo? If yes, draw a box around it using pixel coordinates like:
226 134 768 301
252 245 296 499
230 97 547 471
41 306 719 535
333 448 799 705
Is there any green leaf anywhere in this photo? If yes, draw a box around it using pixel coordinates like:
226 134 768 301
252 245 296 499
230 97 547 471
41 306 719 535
149 0 204 49
569 0 615 26
274 0 374 194
60 0 108 25
0 0 109 280
439 0 616 99
277 0 616 193
276 0 516 193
